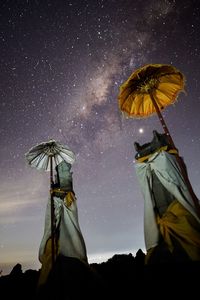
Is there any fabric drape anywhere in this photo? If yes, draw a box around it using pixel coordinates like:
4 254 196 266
135 150 200 252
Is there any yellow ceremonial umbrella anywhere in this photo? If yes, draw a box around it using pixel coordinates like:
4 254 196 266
118 63 185 148
118 63 200 217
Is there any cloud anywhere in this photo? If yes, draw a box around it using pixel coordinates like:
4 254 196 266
0 199 33 215
0 173 48 222
0 215 42 225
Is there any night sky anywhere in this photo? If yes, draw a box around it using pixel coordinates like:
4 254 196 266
1 0 200 275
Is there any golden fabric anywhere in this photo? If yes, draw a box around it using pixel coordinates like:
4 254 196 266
64 191 75 207
52 188 66 195
37 238 59 287
52 189 75 207
157 200 200 260
135 146 178 163
146 200 200 263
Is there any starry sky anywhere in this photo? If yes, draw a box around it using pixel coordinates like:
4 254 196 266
0 0 200 275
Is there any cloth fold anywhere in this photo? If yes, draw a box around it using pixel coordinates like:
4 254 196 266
157 200 200 260
38 192 88 287
135 150 200 251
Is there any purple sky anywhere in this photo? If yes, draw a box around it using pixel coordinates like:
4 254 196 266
0 0 200 275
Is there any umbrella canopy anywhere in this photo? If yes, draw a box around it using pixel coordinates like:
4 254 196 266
118 63 185 118
25 139 76 171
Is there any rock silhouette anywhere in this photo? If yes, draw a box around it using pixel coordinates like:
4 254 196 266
0 250 199 300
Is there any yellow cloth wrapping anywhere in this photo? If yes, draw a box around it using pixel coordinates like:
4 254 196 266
64 191 75 207
37 238 59 287
146 200 200 263
136 146 178 163
52 189 75 207
157 200 200 260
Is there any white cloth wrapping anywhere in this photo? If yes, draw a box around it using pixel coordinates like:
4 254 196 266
134 150 200 251
39 196 88 263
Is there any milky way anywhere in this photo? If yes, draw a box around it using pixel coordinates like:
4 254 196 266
0 0 200 274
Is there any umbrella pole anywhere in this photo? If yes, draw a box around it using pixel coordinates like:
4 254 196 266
50 155 55 268
150 93 200 218
150 93 175 148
